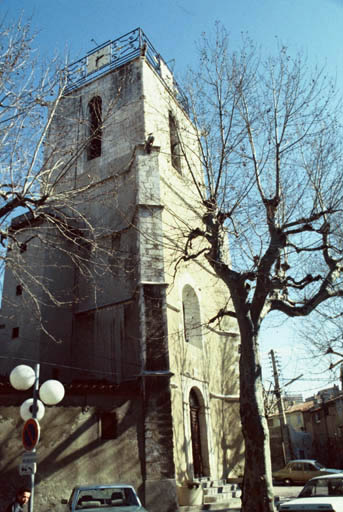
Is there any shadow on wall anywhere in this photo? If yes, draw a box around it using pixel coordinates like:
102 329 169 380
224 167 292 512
0 394 144 509
170 308 244 486
216 334 244 480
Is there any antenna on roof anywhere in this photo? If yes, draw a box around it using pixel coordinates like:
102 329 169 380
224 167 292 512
166 59 175 71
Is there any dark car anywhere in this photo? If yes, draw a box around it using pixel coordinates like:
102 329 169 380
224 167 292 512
273 459 342 485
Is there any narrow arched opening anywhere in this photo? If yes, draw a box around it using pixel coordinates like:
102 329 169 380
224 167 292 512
182 285 202 348
189 388 210 478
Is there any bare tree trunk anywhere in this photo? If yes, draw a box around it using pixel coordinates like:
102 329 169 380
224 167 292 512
238 317 275 512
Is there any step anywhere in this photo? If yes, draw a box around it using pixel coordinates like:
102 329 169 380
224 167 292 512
203 489 242 503
182 478 242 507
204 494 228 504
204 485 232 495
180 503 241 512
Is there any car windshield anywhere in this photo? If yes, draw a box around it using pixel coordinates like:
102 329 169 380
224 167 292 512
75 488 139 509
314 461 325 469
299 478 343 498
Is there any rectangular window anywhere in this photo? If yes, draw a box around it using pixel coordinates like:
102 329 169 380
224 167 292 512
100 412 117 440
12 327 19 338
16 284 23 296
169 112 181 174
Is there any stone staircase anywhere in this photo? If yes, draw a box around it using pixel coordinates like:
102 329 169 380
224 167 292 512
178 477 242 510
202 479 241 505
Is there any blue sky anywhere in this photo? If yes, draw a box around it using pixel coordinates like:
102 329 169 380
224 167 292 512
2 0 343 398
3 0 343 84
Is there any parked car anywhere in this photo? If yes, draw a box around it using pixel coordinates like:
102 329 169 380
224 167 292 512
278 473 343 511
273 459 342 485
61 484 148 512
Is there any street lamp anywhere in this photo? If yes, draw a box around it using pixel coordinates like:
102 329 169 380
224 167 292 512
9 363 65 512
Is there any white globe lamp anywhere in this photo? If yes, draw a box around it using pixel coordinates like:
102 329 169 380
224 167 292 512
39 379 65 405
20 398 45 421
10 365 36 391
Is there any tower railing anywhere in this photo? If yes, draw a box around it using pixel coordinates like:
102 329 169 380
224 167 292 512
65 27 189 112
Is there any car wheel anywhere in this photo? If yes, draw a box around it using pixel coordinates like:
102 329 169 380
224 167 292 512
283 478 292 485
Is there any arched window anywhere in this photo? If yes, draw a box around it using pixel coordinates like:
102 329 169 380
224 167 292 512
87 96 102 160
182 285 202 348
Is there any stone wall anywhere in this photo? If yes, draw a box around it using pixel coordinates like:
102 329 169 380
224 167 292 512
0 386 144 511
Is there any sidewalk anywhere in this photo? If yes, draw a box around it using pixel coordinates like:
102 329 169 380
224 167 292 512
179 496 282 511
179 498 242 511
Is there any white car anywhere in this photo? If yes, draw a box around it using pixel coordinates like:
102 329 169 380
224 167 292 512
279 472 343 511
61 484 148 512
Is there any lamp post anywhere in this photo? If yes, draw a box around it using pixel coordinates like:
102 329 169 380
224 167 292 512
9 363 65 512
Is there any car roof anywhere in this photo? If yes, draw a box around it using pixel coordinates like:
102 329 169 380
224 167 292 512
74 484 135 491
288 459 319 463
309 472 343 481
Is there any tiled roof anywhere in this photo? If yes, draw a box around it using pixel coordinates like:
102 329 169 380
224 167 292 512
286 401 315 413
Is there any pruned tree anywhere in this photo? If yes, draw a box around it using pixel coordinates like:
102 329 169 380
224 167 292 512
0 17 123 341
176 25 343 511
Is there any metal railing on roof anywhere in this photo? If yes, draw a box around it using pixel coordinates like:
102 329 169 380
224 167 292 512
65 27 189 112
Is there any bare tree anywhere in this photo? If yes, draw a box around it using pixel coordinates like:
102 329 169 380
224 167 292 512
0 18 123 341
176 25 343 511
300 299 343 376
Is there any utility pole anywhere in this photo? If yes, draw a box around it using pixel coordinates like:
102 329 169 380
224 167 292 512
269 350 293 464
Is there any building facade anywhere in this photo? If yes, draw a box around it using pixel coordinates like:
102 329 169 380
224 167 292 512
0 30 243 512
303 392 343 468
268 401 314 469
